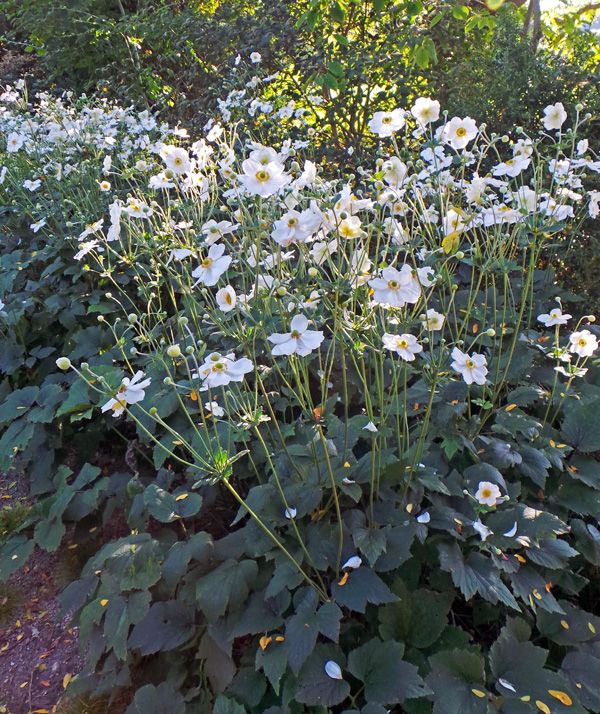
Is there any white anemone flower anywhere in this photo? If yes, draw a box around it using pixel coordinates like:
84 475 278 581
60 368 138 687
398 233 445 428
102 371 151 417
451 348 488 385
193 352 253 390
422 309 445 331
368 265 421 308
216 285 237 312
192 243 232 287
411 97 440 126
162 145 191 174
238 159 290 197
537 308 571 327
442 116 478 150
205 401 224 417
268 315 324 357
368 109 405 137
475 481 502 507
569 329 599 357
6 132 25 152
382 333 423 361
542 102 567 131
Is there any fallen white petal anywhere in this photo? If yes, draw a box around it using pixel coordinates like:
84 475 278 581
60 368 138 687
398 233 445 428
503 522 518 537
325 660 343 680
342 555 362 570
417 512 431 524
285 507 297 519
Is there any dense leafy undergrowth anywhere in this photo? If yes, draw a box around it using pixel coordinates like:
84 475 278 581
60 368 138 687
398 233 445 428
1 81 600 713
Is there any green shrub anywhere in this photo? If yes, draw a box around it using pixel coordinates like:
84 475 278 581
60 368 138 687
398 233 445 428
2 84 600 711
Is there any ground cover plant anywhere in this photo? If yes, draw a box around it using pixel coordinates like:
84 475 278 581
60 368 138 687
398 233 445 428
1 81 600 713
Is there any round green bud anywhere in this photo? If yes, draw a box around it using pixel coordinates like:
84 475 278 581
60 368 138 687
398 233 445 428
56 357 71 371
167 344 181 359
97 315 105 322
149 407 158 416
163 377 173 386
308 267 319 278
128 314 137 324
455 251 465 260
486 328 496 337
81 362 89 371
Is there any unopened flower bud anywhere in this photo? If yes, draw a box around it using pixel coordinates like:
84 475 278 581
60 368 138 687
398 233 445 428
178 316 189 327
455 251 465 259
56 357 71 371
575 103 584 113
587 315 596 323
486 328 496 337
149 407 158 416
128 314 137 324
185 345 194 354
167 344 181 358
276 286 287 297
129 347 137 356
308 267 319 278
97 315 105 322
81 362 89 371
163 377 173 386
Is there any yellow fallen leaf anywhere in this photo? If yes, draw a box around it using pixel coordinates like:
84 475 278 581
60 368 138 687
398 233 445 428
561 620 570 630
505 403 518 411
548 690 573 706
63 673 73 689
259 635 272 651
535 701 551 714
175 493 188 501
100 598 109 607
275 635 285 642
337 572 349 586
588 622 596 634
471 689 486 698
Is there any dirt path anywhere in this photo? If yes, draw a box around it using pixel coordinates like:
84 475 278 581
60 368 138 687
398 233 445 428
0 474 83 714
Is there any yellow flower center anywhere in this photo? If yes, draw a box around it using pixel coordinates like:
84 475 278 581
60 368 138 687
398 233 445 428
397 339 409 349
578 338 587 347
481 488 492 499
291 330 301 339
455 127 467 138
466 359 475 369
255 169 270 182
201 257 213 268
387 280 399 289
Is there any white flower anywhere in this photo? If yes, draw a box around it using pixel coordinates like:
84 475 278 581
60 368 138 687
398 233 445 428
569 329 598 357
382 333 423 361
411 97 440 126
475 481 502 507
589 191 600 219
537 308 571 327
443 116 478 150
99 180 111 192
102 371 151 417
107 201 122 242
492 155 531 178
124 197 153 218
167 248 194 264
577 139 589 156
268 314 324 357
238 159 290 197
74 239 100 260
271 208 321 246
381 156 408 188
193 352 253 390
250 51 262 63
30 219 46 233
6 132 24 152
310 239 337 265
202 219 239 244
342 555 362 569
216 285 237 312
442 209 466 236
192 243 232 287
23 179 42 192
162 145 191 174
472 519 493 541
542 102 567 131
337 215 363 239
451 347 488 385
363 421 378 433
368 109 405 137
421 309 445 331
205 401 225 417
325 661 343 680
369 265 421 308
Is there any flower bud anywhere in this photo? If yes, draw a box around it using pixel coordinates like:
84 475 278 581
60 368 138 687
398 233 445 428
185 345 194 355
587 315 596 323
81 362 89 370
308 267 319 278
129 347 137 356
455 251 465 259
167 344 181 358
56 357 71 371
149 407 158 416
276 286 287 297
163 377 173 386
97 315 105 322
128 314 137 324
486 328 496 337
575 103 584 112
178 316 189 327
